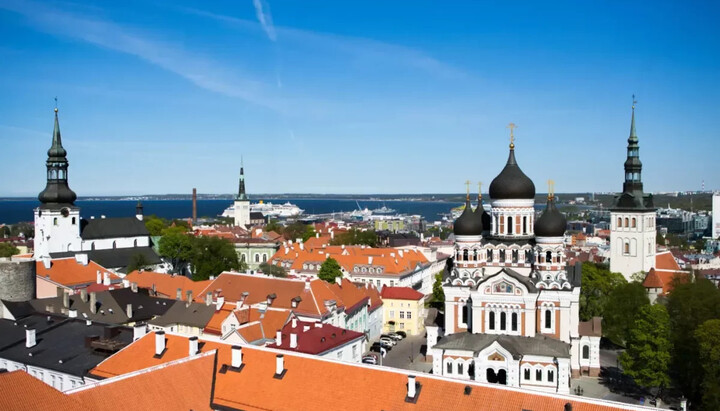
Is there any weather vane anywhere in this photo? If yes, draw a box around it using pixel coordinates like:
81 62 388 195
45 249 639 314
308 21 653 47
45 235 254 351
507 122 517 147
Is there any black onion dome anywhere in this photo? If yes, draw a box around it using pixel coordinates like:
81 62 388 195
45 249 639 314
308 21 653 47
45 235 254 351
38 183 77 205
489 147 535 200
454 200 483 236
474 201 492 232
534 197 566 237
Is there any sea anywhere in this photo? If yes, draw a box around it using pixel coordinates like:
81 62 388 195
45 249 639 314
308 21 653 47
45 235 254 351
0 198 464 225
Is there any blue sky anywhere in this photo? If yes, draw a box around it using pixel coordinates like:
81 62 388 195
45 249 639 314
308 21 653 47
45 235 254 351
0 0 718 196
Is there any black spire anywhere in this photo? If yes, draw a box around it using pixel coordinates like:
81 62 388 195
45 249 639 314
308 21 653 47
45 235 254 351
38 106 77 207
136 200 143 216
612 97 654 210
236 157 248 201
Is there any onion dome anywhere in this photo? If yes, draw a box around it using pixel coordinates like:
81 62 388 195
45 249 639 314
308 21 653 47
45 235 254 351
535 195 566 237
454 199 483 236
489 132 535 200
473 185 492 232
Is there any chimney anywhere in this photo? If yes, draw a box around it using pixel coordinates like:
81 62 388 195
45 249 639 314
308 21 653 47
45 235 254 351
42 256 51 269
89 292 97 314
291 317 297 328
103 272 111 286
155 331 166 356
96 270 102 284
299 242 304 251
80 289 88 302
133 323 147 341
368 256 373 264
62 289 69 309
407 375 417 399
122 279 130 288
188 336 199 356
26 329 36 348
186 290 193 307
231 345 243 368
335 276 342 286
303 325 310 332
176 288 182 300
267 293 276 306
136 201 144 221
275 354 286 377
304 281 310 291
206 292 213 306
276 330 282 346
75 253 88 265
131 282 138 293
290 333 298 348
240 291 249 304
215 292 225 310
68 309 77 318
126 304 133 318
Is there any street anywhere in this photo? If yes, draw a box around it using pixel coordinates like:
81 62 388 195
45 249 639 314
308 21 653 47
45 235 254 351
367 334 432 374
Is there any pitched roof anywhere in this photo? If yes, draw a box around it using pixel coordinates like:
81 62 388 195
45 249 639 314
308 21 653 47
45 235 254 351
50 247 161 270
80 217 149 240
70 352 215 411
642 268 689 296
36 258 121 287
267 319 364 355
86 332 641 411
147 300 216 328
433 332 570 359
655 251 682 272
0 371 89 411
124 270 212 299
381 286 424 300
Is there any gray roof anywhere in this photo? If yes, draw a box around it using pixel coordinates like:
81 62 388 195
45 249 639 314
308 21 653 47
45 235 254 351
80 217 150 240
0 313 63 348
424 307 440 327
434 332 570 359
27 288 172 324
148 300 216 328
0 318 132 378
51 246 161 270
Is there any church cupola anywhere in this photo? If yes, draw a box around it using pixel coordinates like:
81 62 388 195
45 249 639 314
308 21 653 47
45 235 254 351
534 181 566 239
489 124 536 201
453 182 483 237
38 107 77 207
474 182 492 234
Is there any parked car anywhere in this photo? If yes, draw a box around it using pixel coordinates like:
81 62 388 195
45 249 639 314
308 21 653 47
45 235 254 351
379 336 397 346
388 332 404 340
362 355 378 365
395 331 407 338
378 339 395 349
371 342 389 352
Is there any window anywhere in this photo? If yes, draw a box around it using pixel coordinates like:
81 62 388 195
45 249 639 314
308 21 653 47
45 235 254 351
523 216 528 234
624 242 630 255
524 368 530 380
263 254 268 262
507 217 513 234
399 323 405 330
489 311 495 330
500 312 507 331
407 311 412 319
461 304 468 325
337 351 342 359
463 249 468 261
511 313 518 331
255 254 260 263
547 370 554 382
487 249 493 262
582 345 590 359
447 362 452 374
389 310 394 318
544 309 552 329
499 249 505 262
473 249 478 261
617 217 622 227
546 251 552 263
536 369 542 381
624 217 629 227
352 345 357 358
631 218 636 228
71 217 76 224
53 217 58 226
400 311 405 319
512 249 518 263
458 362 464 376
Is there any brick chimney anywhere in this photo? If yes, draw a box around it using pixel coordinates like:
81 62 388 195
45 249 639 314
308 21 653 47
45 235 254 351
188 336 199 355
155 331 166 356
231 345 243 368
26 329 36 348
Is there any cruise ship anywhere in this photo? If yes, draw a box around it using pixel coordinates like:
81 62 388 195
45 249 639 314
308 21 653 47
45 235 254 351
221 201 303 218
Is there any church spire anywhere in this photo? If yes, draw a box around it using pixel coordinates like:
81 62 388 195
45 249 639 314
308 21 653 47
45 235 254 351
622 96 643 193
236 157 248 201
38 104 77 206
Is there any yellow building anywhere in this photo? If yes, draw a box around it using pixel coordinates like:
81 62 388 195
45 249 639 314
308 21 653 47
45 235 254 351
380 287 425 336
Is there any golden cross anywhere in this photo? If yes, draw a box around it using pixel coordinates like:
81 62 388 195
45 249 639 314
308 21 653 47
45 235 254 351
465 180 471 200
507 122 517 146
547 179 555 198
477 181 482 199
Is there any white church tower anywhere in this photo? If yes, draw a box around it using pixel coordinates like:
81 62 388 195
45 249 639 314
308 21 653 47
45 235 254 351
610 99 656 281
233 160 250 227
34 107 82 258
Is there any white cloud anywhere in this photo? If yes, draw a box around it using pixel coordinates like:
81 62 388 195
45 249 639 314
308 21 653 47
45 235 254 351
252 0 277 41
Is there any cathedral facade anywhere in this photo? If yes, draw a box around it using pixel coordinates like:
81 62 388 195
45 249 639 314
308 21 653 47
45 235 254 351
427 128 601 394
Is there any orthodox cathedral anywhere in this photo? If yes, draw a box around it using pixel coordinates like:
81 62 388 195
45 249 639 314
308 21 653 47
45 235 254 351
33 107 160 271
427 124 602 394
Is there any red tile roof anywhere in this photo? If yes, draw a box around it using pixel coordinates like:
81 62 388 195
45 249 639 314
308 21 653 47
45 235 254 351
642 268 689 296
36 258 121 288
0 370 89 411
267 319 364 355
655 251 682 272
381 286 425 300
125 270 212 300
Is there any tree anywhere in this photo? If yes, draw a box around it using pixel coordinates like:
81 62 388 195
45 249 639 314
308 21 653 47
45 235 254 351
144 215 168 236
265 219 282 234
259 262 287 278
431 272 445 304
620 304 671 392
10 222 33 239
318 257 342 283
127 253 151 273
330 228 378 247
158 232 194 274
603 281 650 346
667 279 720 405
0 242 19 258
630 271 646 283
190 236 243 281
161 225 189 236
579 262 627 321
695 319 720 410
283 221 311 242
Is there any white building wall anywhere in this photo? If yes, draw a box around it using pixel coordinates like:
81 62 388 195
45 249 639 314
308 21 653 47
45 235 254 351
610 210 656 280
713 193 720 239
34 208 82 256
319 338 365 363
0 358 87 392
234 199 250 227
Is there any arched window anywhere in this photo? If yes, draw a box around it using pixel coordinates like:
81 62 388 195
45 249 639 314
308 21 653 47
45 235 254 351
523 368 530 380
536 369 543 381
523 216 528 234
112 241 117 249
133 239 138 247
457 362 464 376
499 249 505 262
254 254 260 263
500 312 506 331
582 345 590 359
617 217 622 227
446 362 452 374
461 304 468 325
263 254 268 262
241 254 246 262
487 249 493 262
53 218 58 226
489 311 495 330
473 249 478 261
511 312 518 331
512 249 519 263
525 249 531 263
624 242 630 254
546 251 552 263
547 369 554 382
463 249 469 261
544 309 552 329
71 217 76 225
624 217 629 227
91 242 95 251
507 217 513 234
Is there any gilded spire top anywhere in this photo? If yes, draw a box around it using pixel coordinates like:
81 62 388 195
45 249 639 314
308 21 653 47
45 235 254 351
477 181 482 200
465 180 471 201
547 179 555 200
507 122 517 149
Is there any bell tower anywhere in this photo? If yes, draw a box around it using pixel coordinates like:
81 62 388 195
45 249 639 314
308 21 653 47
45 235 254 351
233 157 251 227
